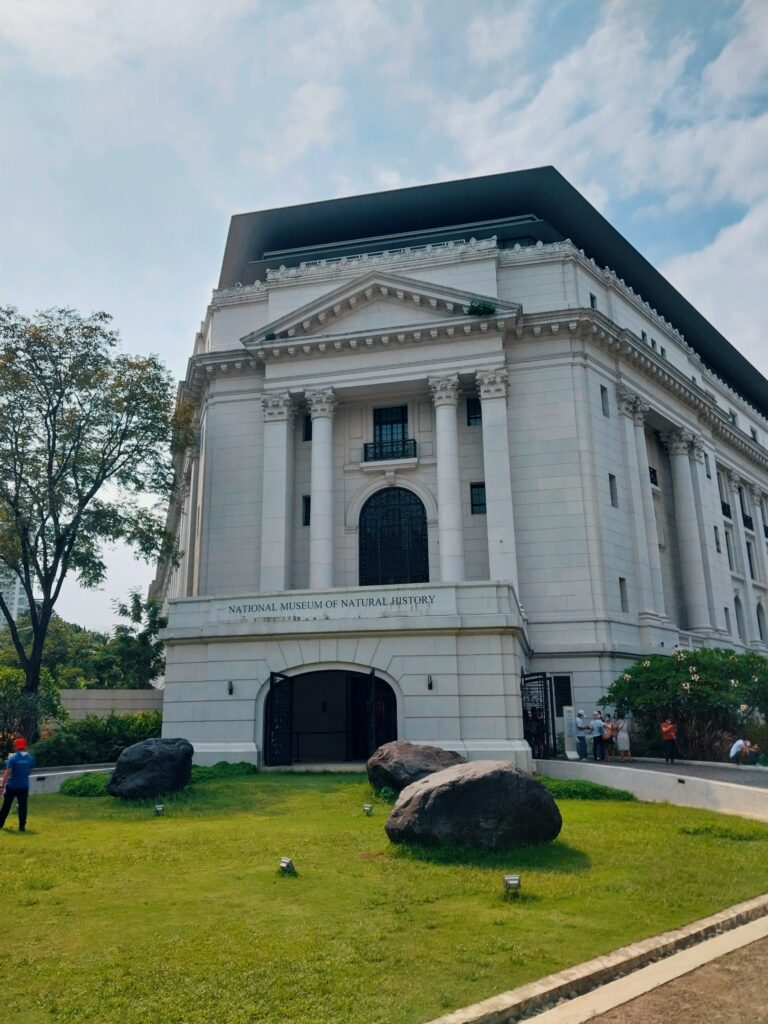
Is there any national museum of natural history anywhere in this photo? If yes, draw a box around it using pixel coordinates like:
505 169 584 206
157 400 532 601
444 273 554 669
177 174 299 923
153 166 768 769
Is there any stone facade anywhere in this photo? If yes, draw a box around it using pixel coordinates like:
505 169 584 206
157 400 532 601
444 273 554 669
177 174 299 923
155 173 768 768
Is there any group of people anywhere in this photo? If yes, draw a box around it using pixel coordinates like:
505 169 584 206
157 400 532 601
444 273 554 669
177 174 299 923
575 710 632 762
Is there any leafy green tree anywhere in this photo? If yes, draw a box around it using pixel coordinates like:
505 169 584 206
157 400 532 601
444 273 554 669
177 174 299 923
0 666 65 755
0 613 117 688
602 648 768 759
0 307 189 703
107 590 167 689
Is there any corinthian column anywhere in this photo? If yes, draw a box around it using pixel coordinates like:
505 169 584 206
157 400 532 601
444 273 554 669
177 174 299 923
306 387 336 590
477 366 519 592
428 374 465 582
260 391 295 591
664 430 711 630
616 388 654 614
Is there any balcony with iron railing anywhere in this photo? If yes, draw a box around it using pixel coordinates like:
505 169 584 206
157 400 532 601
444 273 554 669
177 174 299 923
722 501 732 519
743 513 754 532
363 438 417 462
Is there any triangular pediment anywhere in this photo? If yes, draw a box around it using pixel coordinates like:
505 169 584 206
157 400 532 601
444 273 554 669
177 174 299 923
240 270 521 347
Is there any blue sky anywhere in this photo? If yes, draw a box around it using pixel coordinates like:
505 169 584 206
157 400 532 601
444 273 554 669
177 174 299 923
2 0 767 630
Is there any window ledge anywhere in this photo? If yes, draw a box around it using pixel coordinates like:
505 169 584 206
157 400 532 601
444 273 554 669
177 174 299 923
360 457 419 473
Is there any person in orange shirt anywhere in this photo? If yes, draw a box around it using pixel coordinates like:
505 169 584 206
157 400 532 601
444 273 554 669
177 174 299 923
660 716 678 764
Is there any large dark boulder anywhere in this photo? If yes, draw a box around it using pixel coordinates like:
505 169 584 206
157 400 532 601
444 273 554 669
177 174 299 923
367 740 466 792
108 737 194 800
385 760 562 849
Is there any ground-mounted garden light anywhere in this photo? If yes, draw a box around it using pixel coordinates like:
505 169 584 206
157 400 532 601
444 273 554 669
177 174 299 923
155 804 165 816
503 874 521 898
279 857 296 875
363 804 373 815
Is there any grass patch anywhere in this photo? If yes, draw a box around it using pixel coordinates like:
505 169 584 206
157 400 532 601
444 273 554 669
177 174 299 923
2 773 767 1024
537 776 636 801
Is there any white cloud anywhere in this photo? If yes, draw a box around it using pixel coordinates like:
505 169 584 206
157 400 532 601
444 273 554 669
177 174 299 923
466 1 538 65
246 81 345 175
432 1 768 214
662 200 768 380
1 0 256 77
703 0 768 103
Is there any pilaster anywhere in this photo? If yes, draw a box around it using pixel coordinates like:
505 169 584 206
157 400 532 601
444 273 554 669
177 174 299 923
306 387 336 590
260 391 295 591
664 430 712 631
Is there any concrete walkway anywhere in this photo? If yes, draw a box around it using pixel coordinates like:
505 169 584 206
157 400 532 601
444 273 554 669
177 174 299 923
609 757 768 789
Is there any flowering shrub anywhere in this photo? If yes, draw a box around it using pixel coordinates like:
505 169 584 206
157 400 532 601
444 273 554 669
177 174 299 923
601 648 768 760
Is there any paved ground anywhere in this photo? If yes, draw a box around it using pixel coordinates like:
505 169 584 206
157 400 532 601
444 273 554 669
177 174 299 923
605 758 768 789
590 934 768 1024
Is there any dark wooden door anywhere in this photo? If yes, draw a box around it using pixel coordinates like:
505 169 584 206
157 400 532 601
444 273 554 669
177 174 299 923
264 672 293 766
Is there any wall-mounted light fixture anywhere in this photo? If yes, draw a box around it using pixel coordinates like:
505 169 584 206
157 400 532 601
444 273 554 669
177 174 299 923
427 675 434 690
227 680 234 695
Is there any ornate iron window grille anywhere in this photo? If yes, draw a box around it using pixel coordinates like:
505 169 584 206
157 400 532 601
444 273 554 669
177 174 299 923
363 438 417 462
359 486 429 586
743 513 754 531
722 501 732 518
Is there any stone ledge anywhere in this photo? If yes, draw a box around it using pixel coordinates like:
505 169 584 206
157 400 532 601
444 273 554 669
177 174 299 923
422 892 768 1024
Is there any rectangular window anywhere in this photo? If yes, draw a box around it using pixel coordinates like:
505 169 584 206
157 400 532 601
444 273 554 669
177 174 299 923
302 414 313 442
552 675 573 717
651 338 657 351
641 330 648 343
704 452 711 478
470 483 486 515
725 529 735 571
301 495 311 526
600 385 610 417
660 346 666 359
714 525 721 553
619 577 629 613
717 471 727 503
747 541 756 580
729 409 738 426
649 465 658 486
609 474 619 507
589 293 597 310
466 397 482 426
750 427 758 442
374 405 408 443
724 606 732 634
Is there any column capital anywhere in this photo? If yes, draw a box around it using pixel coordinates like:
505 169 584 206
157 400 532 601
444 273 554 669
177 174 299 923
690 433 706 463
261 391 295 422
726 469 743 491
428 374 460 407
663 429 693 456
747 482 763 504
476 366 508 399
616 385 650 425
305 386 336 419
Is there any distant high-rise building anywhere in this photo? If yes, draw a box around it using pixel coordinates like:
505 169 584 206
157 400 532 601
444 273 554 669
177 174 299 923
0 568 28 624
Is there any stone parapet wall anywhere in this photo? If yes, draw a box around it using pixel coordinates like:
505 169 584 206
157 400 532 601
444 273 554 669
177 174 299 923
59 688 163 721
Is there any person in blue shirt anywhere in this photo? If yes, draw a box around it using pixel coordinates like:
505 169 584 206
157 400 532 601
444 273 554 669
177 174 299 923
0 737 35 833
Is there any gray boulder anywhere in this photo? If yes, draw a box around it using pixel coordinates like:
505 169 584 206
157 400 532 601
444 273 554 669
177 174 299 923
385 760 562 849
367 740 466 791
108 737 194 799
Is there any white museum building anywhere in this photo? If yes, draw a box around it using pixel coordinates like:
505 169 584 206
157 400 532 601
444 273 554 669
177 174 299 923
154 167 768 769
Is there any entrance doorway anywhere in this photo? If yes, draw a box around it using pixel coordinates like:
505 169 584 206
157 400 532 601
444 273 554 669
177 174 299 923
263 670 397 766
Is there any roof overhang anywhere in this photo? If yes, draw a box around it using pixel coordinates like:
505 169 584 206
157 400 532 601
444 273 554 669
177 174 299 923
219 166 768 415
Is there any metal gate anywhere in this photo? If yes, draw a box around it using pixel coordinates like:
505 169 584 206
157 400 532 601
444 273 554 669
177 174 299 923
520 672 557 759
264 672 292 766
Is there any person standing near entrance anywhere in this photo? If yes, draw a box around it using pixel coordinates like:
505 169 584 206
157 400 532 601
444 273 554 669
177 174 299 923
590 711 605 762
575 710 589 761
660 716 678 764
0 738 35 833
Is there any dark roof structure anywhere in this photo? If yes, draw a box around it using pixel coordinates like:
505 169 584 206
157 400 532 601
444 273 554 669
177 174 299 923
219 166 768 415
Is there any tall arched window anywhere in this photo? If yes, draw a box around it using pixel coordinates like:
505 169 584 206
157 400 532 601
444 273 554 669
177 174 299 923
757 603 766 643
734 595 746 641
359 487 429 586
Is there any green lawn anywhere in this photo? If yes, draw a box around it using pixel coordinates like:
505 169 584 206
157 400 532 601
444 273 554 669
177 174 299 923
2 772 768 1024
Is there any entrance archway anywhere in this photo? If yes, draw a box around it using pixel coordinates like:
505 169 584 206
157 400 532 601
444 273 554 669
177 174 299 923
263 670 397 766
359 486 429 586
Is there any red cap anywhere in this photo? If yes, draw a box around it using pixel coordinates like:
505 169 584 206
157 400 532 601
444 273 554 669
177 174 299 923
13 737 27 750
